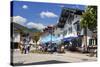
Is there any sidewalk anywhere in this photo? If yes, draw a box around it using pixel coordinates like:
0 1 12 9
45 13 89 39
12 49 97 65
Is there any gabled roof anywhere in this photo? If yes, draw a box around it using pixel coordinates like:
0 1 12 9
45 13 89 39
57 8 84 28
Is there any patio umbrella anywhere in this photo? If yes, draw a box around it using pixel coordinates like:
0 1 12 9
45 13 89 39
40 34 61 44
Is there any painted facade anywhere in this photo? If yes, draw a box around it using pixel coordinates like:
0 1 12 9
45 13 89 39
54 8 97 49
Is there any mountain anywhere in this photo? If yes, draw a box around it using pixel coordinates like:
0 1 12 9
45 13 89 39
30 28 40 32
11 22 41 33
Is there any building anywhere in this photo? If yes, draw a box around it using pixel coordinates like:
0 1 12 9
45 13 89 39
54 8 97 51
39 25 55 44
11 22 35 49
54 8 84 39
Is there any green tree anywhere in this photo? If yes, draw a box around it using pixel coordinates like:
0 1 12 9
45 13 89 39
32 32 42 50
80 6 97 50
81 6 97 31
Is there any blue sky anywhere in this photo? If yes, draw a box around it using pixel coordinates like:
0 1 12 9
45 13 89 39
11 1 86 30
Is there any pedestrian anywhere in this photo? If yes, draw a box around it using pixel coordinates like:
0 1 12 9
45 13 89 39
27 43 30 53
20 40 24 54
25 33 31 54
23 39 27 54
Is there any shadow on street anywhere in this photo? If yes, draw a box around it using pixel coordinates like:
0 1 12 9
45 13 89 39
12 60 70 66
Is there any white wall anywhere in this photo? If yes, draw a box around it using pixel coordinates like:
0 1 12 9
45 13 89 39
54 28 63 36
13 32 20 43
81 28 93 47
29 38 35 45
64 15 81 38
87 28 93 46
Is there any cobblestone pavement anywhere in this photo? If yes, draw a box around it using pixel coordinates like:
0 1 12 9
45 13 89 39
12 49 97 66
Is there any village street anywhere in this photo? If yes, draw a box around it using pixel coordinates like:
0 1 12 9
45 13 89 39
12 48 97 66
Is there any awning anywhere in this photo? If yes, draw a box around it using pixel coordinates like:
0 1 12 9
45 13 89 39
63 36 78 42
39 34 61 44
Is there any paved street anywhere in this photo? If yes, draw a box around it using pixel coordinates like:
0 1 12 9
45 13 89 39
12 49 97 66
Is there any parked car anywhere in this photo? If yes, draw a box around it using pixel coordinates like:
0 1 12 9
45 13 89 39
47 43 57 52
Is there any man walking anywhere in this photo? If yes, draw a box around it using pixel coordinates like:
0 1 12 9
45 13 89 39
23 33 31 54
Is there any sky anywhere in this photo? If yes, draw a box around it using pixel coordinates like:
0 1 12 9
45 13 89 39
11 1 86 30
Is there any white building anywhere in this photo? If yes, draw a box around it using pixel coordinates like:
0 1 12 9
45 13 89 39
13 32 20 43
54 8 97 49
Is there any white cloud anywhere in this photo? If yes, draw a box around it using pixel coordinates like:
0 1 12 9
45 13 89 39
40 11 58 18
12 16 46 30
12 16 27 25
27 22 46 30
22 5 28 9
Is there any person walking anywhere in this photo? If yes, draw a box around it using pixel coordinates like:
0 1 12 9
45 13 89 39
25 33 31 54
23 39 27 54
20 40 24 54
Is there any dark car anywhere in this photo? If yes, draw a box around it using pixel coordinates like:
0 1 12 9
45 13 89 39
47 43 57 52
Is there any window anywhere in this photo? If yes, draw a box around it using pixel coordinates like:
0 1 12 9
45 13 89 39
70 27 72 33
68 27 72 33
89 39 92 46
74 20 80 32
77 23 80 31
95 38 97 45
63 30 67 36
89 39 97 46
